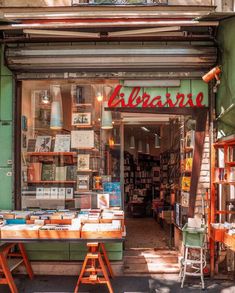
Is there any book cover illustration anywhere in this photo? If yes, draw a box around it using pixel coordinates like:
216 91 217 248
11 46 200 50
43 188 51 199
27 162 42 182
78 194 91 209
35 136 52 152
65 188 74 199
181 176 191 192
51 187 59 199
77 175 90 191
27 139 36 152
58 188 66 199
185 130 195 148
72 112 91 126
41 164 56 181
97 193 110 209
103 182 121 207
181 192 189 207
54 135 71 152
71 130 94 149
36 187 44 199
66 165 77 181
185 158 193 171
77 154 90 171
55 166 67 181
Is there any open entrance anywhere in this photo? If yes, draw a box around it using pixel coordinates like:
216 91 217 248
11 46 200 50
122 113 195 274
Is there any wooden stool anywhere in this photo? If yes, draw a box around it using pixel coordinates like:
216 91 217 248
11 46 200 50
74 242 114 293
0 243 34 293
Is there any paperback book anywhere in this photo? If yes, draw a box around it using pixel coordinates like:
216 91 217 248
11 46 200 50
77 175 90 191
54 135 71 152
55 166 67 181
41 164 56 181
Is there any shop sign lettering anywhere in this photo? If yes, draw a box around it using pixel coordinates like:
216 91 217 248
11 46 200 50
108 85 206 108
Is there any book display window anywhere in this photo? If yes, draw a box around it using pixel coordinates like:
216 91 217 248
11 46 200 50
21 80 121 210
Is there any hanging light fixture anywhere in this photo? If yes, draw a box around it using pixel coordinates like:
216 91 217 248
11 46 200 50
138 140 143 152
101 101 113 130
146 142 150 154
41 90 51 104
96 84 103 102
50 85 63 130
130 135 135 149
155 134 160 148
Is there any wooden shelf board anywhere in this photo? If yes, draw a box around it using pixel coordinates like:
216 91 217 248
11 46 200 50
213 181 235 185
226 162 235 166
73 125 93 128
77 170 98 173
27 152 76 156
74 103 92 107
27 181 76 184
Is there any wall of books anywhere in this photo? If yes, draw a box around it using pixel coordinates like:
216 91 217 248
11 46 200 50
21 80 121 210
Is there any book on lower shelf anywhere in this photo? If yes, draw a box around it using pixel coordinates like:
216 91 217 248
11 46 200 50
66 165 77 181
181 176 191 191
77 175 90 191
41 164 56 181
55 166 67 181
27 162 42 182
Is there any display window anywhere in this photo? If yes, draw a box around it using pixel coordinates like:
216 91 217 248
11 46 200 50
21 80 121 210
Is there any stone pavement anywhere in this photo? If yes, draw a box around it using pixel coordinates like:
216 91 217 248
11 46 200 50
1 275 235 293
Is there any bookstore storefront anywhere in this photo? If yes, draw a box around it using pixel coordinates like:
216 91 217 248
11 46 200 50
2 42 213 267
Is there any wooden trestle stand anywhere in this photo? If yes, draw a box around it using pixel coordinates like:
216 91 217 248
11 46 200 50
0 243 34 293
74 242 114 293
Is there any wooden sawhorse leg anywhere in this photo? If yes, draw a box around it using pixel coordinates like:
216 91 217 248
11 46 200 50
74 242 114 293
99 243 114 278
0 252 18 293
0 243 34 293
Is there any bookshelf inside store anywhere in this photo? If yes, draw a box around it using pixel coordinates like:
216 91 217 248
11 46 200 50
21 81 121 210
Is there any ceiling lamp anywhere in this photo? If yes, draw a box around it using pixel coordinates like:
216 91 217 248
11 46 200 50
41 90 50 104
50 85 63 130
146 143 150 154
155 134 160 148
130 135 135 149
138 140 143 153
101 101 113 130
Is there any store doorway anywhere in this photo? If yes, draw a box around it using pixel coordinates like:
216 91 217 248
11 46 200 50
123 113 184 250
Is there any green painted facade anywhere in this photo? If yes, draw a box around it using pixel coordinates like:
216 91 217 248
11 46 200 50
217 17 235 137
0 45 13 210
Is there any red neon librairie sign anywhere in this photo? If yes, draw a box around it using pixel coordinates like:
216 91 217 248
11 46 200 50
108 85 206 108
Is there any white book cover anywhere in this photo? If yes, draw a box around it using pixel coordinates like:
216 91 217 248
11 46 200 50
43 188 51 199
36 187 44 199
58 187 66 199
55 166 67 181
35 136 52 152
71 130 94 149
51 187 58 199
72 112 91 126
66 188 74 199
54 135 71 152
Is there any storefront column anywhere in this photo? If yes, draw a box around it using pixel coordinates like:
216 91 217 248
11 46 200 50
0 45 14 209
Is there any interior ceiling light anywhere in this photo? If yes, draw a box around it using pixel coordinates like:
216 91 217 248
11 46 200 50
141 127 150 132
23 29 100 38
107 26 181 37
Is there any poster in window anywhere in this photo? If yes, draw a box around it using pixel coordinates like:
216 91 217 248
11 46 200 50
71 130 94 149
54 135 71 152
72 112 91 126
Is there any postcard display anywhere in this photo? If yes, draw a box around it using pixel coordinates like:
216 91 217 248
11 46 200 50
21 83 121 212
